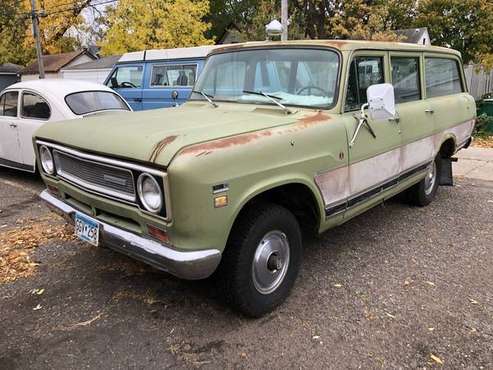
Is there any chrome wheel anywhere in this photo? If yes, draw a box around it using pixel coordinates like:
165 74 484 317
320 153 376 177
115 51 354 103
424 161 437 196
252 230 290 295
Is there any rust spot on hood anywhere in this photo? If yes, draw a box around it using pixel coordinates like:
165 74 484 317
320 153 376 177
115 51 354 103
181 130 273 156
149 135 177 162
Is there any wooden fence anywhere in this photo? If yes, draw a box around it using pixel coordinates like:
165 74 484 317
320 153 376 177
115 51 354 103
464 64 493 100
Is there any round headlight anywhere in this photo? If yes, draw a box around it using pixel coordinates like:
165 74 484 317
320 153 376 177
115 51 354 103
137 173 163 213
40 145 54 175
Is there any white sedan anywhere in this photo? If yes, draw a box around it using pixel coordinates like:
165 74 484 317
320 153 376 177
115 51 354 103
0 79 131 173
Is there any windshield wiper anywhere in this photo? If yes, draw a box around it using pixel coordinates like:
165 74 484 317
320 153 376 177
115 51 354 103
242 90 292 114
192 90 218 108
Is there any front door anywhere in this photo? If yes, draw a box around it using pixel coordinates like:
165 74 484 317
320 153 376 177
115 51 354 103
0 90 22 167
342 51 402 218
106 64 144 110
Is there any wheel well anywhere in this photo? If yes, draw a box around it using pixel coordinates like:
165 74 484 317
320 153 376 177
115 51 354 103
235 183 321 235
439 138 456 158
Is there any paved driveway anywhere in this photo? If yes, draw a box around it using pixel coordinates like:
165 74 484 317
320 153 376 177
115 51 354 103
0 149 492 369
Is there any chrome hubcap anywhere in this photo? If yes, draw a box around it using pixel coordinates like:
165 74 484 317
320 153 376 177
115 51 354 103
424 161 437 195
252 230 290 295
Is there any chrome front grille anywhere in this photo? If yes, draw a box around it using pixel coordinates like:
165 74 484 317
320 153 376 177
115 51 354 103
53 150 136 202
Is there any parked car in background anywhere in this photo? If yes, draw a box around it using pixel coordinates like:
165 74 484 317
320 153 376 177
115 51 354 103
0 79 131 173
35 40 475 317
104 45 222 110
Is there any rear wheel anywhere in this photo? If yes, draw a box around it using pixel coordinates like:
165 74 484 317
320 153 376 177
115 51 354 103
408 156 440 206
218 203 302 317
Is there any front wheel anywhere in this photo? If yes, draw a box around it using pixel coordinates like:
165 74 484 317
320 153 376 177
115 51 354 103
218 203 302 317
408 156 440 206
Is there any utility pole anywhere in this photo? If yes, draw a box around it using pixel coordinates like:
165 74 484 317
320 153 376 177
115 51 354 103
281 0 288 41
30 0 45 79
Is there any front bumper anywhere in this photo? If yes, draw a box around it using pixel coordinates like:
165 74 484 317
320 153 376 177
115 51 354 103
40 190 221 280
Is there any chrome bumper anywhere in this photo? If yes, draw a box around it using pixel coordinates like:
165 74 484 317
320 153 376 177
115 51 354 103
39 190 221 280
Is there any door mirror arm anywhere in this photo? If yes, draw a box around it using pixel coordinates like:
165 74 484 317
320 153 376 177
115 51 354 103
350 103 376 148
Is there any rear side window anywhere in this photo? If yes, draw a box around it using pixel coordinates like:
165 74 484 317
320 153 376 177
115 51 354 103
107 66 143 89
425 58 463 98
345 56 385 111
391 57 421 103
22 92 51 120
65 91 130 115
150 64 197 87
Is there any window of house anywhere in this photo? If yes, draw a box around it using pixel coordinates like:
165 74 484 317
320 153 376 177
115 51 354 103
107 66 143 88
22 92 51 120
150 64 197 87
391 57 421 103
0 91 19 117
345 56 385 111
425 58 463 98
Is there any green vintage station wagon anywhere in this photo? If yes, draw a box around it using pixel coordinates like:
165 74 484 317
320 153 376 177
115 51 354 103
35 40 475 316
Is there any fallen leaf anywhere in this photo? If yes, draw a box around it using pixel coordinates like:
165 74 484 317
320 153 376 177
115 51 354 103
312 335 320 339
469 298 479 305
385 312 395 319
404 280 411 286
33 304 42 311
425 281 435 287
430 354 443 365
333 283 342 288
428 327 435 332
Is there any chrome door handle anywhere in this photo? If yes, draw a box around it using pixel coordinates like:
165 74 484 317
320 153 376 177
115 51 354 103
388 115 400 123
9 123 17 128
425 109 434 114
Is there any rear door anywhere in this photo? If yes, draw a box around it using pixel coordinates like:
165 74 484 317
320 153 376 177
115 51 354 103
105 64 144 110
0 90 22 167
389 52 435 174
143 62 198 110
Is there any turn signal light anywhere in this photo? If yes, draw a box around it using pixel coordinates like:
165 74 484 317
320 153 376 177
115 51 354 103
147 224 169 243
214 195 228 208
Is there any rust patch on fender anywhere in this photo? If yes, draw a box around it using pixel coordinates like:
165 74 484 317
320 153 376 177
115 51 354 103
180 130 273 156
324 40 348 48
297 111 331 128
149 135 177 162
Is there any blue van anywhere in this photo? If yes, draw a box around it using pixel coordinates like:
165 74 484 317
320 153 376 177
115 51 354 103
104 45 222 111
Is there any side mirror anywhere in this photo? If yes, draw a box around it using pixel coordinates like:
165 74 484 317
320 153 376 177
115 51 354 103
366 83 396 120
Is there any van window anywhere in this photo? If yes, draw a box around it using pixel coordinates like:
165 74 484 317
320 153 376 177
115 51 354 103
425 58 463 98
150 65 197 87
391 57 421 103
22 92 51 120
345 56 384 111
107 66 143 88
0 91 19 117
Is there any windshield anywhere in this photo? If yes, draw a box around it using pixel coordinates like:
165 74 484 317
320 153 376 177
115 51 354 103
192 48 339 109
65 91 130 115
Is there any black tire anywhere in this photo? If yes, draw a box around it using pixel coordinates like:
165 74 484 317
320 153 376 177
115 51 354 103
217 202 302 317
408 156 440 207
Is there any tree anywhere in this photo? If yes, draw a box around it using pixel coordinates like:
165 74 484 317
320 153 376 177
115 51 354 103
415 0 493 64
0 0 31 65
99 0 214 55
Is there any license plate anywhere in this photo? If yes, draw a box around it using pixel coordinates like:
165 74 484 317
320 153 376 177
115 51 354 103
75 212 99 246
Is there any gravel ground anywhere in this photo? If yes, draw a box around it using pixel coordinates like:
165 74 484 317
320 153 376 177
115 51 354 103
0 168 492 369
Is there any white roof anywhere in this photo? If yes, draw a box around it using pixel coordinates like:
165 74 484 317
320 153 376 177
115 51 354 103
5 79 115 100
119 45 224 62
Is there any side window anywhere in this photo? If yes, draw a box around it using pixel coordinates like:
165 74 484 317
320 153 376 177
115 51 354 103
150 65 197 87
2 91 19 117
425 58 463 98
22 92 51 120
107 66 143 88
345 56 384 111
391 57 421 103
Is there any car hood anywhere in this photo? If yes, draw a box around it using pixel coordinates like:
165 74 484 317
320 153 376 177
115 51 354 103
35 102 321 167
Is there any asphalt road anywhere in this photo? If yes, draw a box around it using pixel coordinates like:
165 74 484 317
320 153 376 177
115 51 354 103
0 167 492 369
